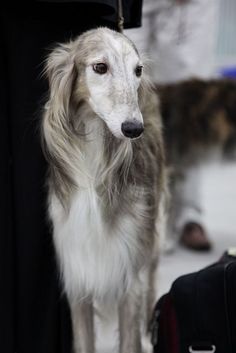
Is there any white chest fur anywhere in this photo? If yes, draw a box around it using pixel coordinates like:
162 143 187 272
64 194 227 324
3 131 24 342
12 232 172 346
50 185 145 302
49 119 151 302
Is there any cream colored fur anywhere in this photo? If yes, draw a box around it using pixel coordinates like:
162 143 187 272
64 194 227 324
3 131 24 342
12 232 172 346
42 27 165 353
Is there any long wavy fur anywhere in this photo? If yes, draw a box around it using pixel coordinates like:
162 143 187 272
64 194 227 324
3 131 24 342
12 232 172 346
41 28 165 353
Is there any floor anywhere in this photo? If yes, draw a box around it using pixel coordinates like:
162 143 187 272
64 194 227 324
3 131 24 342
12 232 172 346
158 160 236 298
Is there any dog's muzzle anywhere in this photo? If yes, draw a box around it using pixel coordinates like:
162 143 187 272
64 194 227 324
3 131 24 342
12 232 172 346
121 120 144 139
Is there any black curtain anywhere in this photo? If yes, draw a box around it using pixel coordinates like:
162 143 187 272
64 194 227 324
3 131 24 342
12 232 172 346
0 3 143 352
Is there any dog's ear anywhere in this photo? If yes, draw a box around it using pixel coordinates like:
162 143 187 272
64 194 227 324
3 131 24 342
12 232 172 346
45 42 77 120
42 42 79 190
137 57 153 107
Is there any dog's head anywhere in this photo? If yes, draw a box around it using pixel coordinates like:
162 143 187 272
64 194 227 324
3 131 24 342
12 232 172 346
45 27 146 139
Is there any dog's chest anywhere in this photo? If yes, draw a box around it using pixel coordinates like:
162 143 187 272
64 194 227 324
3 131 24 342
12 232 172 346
51 187 145 301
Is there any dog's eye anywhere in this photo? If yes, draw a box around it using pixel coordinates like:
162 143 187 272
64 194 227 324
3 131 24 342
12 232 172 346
93 63 108 74
135 65 143 77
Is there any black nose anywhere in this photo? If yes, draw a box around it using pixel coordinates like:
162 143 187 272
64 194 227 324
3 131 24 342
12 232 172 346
121 121 144 139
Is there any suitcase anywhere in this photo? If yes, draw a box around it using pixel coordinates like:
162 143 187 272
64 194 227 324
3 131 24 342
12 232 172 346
151 249 236 353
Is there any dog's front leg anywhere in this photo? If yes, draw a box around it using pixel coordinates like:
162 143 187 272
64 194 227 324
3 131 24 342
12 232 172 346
70 300 95 353
118 289 142 353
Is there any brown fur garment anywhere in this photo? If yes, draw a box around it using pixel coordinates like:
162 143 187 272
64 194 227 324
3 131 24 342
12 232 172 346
157 79 236 163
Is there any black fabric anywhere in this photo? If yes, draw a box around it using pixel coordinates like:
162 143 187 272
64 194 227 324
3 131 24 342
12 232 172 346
0 2 143 352
35 0 143 28
151 294 179 353
1 8 74 353
152 253 236 353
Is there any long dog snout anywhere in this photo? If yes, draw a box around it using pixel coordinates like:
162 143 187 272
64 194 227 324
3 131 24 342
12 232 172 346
121 120 144 139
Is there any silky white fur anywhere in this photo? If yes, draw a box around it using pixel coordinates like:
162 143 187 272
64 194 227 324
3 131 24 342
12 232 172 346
43 27 165 353
50 186 150 302
49 117 150 302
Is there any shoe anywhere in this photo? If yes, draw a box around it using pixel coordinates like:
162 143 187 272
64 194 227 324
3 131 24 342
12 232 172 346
180 222 212 251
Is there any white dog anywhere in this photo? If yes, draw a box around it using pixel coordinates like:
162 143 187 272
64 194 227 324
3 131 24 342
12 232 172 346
42 27 165 353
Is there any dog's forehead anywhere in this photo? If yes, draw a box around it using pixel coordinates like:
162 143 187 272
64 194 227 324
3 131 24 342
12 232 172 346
104 31 138 57
78 29 140 66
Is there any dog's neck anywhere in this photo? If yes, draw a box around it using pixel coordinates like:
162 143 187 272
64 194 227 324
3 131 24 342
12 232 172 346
79 111 134 187
51 105 134 209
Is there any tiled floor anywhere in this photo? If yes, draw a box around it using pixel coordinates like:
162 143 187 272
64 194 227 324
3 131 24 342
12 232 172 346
158 160 236 298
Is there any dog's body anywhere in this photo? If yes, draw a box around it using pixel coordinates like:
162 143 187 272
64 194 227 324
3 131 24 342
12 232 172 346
42 28 165 353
